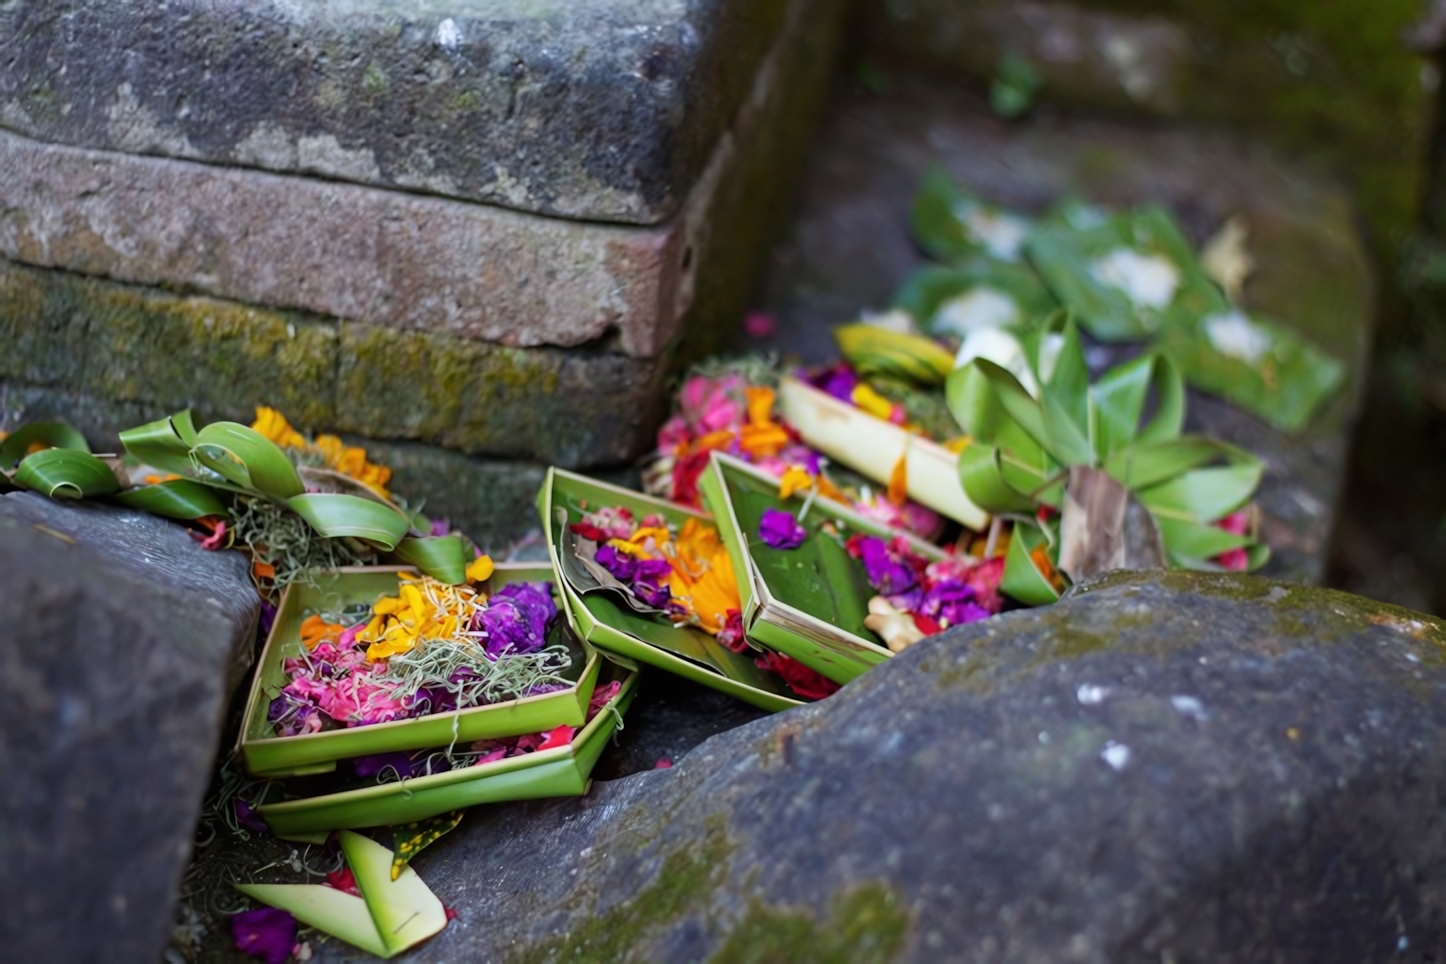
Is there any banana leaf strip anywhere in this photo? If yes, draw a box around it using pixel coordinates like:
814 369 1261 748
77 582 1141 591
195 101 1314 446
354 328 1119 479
285 493 410 549
118 411 202 477
12 448 121 499
1002 520 1060 606
390 535 469 586
193 423 305 498
0 421 90 469
834 323 955 386
113 478 231 520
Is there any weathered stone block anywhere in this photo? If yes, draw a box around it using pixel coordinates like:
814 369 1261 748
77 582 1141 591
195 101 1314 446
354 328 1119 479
0 0 795 224
0 130 684 356
84 286 340 431
0 257 668 467
758 80 1373 583
302 572 1446 961
0 492 257 962
0 261 89 386
336 325 666 465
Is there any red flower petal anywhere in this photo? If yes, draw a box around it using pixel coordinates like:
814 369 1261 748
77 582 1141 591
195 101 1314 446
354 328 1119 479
754 652 841 701
324 868 361 897
537 725 575 751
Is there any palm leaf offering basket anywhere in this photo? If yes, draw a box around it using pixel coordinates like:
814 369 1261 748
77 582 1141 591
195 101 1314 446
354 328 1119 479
238 565 602 778
538 467 803 712
698 453 947 685
256 666 637 835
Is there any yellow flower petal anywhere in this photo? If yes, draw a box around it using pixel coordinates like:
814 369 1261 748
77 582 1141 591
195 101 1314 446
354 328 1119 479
850 383 894 421
606 538 653 559
465 554 495 584
777 466 814 501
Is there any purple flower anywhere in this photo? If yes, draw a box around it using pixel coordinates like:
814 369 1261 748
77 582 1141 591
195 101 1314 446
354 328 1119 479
231 907 295 964
921 580 989 627
594 544 637 582
234 800 269 835
428 517 453 537
351 752 414 780
257 600 277 640
855 537 917 595
631 558 676 607
810 363 859 403
758 508 808 550
267 693 320 738
478 582 556 658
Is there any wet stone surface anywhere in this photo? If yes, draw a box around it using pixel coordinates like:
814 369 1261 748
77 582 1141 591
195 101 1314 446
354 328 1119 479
756 78 1374 584
299 571 1446 962
0 492 257 963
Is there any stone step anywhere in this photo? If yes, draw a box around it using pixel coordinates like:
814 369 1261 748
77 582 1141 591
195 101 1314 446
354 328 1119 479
312 571 1446 960
0 0 850 542
2 0 784 225
756 77 1375 584
0 492 259 962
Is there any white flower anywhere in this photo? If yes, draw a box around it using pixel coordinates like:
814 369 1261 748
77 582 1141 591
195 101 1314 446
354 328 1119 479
1203 311 1273 365
932 286 1021 338
954 328 1041 397
1090 248 1181 309
955 201 1030 261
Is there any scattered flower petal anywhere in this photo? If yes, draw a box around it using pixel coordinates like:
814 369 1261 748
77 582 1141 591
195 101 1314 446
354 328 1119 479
231 907 296 964
758 508 807 550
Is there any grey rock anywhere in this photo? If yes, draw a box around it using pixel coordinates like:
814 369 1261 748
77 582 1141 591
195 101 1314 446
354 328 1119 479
321 571 1446 962
0 0 803 224
757 79 1374 584
0 492 258 962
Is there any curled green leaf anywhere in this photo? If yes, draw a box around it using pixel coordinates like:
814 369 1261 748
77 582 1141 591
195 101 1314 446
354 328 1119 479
13 448 121 499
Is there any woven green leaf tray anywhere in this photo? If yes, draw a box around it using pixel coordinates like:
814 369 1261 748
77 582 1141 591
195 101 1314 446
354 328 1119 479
538 467 802 712
256 667 637 834
238 565 602 778
699 453 946 686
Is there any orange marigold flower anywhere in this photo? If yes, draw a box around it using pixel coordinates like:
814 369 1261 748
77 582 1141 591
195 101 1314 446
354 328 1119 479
251 406 307 450
299 613 346 651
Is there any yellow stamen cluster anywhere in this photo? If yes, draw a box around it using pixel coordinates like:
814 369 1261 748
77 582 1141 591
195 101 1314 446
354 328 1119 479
356 573 487 661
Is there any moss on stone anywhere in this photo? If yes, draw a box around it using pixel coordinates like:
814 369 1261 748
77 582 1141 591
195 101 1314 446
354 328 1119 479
511 815 910 964
0 258 661 465
0 261 90 385
710 883 911 964
931 571 1446 695
84 285 338 428
511 815 735 964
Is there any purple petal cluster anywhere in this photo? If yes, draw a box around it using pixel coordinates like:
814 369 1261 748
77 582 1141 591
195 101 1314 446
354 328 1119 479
595 545 676 609
920 580 990 627
476 582 557 658
854 536 917 595
809 363 859 404
759 508 808 550
231 907 296 964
